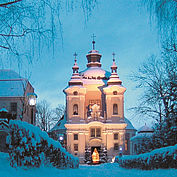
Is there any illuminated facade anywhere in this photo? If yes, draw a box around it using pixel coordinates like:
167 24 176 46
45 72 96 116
63 42 136 163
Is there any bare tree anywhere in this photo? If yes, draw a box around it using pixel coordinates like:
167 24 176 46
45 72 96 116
0 0 97 64
131 47 177 147
36 100 53 131
50 104 65 128
131 47 177 121
36 100 65 131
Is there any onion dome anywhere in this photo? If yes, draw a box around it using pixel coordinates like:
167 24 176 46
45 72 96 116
86 35 102 68
69 53 83 86
107 53 122 85
86 49 102 68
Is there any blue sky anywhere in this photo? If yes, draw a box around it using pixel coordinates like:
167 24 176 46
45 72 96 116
2 0 160 129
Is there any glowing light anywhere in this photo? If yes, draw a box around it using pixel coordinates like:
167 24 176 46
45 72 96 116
92 148 99 164
59 136 64 141
27 93 37 106
29 98 36 106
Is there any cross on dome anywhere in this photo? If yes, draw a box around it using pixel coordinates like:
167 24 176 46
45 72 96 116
72 52 79 73
111 52 117 73
91 33 96 50
112 52 115 62
73 52 77 62
107 52 122 85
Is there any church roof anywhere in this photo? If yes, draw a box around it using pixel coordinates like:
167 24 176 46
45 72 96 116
0 69 23 80
80 67 111 80
50 114 66 132
131 132 153 141
0 69 28 97
138 124 154 133
124 118 136 130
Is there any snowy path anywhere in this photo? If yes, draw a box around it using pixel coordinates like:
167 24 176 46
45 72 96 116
0 153 177 177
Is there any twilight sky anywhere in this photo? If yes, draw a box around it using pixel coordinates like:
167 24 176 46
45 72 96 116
1 0 160 129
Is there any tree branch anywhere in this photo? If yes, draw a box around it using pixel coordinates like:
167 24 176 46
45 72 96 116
0 30 27 37
0 0 22 7
0 45 9 49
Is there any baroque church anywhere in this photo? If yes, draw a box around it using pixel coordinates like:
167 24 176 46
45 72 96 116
51 39 136 163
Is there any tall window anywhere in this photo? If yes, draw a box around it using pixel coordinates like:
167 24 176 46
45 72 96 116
113 104 118 115
134 144 137 154
91 128 95 137
114 143 119 150
74 144 78 151
10 102 17 112
125 140 128 151
74 134 78 140
125 133 130 151
73 104 78 115
114 133 118 140
90 128 101 138
96 128 101 137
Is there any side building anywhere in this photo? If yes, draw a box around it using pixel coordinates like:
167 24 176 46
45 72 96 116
0 69 37 152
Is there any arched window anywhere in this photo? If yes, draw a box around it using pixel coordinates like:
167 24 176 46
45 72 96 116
113 104 118 115
73 104 78 115
73 91 78 95
113 91 117 95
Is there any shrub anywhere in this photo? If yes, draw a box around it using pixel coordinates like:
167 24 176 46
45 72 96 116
8 120 79 169
115 144 177 170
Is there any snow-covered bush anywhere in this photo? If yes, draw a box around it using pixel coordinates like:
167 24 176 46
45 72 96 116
116 144 177 170
8 120 79 169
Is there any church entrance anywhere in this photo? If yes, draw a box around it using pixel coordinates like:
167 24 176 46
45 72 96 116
91 146 100 164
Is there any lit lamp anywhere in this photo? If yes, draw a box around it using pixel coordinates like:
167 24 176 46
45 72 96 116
119 146 123 151
59 136 64 141
27 93 37 124
119 146 123 157
28 93 37 106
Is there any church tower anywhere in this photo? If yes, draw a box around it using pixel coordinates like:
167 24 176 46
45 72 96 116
63 39 136 163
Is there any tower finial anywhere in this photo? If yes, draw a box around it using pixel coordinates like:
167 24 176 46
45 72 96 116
73 52 77 62
112 52 115 62
91 33 96 50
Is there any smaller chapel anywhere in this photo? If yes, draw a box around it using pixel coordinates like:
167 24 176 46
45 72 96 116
55 39 136 163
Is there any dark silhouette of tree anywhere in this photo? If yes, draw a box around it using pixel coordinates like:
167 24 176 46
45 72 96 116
131 47 177 149
36 100 65 131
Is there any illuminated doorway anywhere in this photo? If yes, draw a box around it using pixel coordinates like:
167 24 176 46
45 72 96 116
91 146 100 164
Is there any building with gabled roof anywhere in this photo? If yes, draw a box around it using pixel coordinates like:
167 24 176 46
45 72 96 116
0 69 37 152
0 69 36 124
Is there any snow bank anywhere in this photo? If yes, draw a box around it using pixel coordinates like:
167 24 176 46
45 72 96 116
115 144 177 170
8 120 79 169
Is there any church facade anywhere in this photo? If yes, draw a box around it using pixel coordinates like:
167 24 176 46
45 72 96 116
63 41 136 163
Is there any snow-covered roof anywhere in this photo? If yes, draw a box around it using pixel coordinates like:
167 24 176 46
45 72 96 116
131 132 153 141
138 124 154 133
124 118 136 130
50 114 66 132
0 69 28 97
80 67 111 79
0 69 23 80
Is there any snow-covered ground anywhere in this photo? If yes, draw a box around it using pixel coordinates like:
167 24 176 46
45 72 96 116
0 152 177 177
